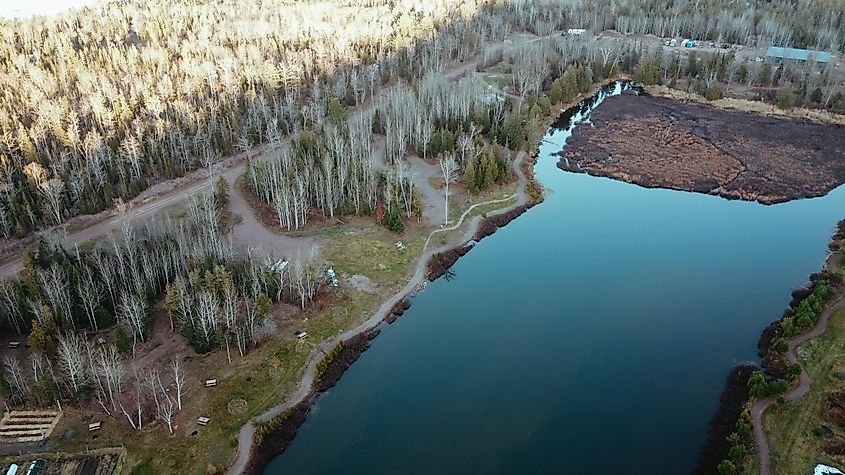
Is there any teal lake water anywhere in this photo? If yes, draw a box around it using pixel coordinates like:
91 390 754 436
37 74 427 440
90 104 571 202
264 84 845 474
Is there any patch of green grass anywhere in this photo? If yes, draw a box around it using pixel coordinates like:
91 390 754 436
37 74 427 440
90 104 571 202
450 181 518 223
130 458 155 475
468 196 516 221
483 74 508 90
303 290 380 341
325 227 424 289
78 239 97 252
754 309 845 474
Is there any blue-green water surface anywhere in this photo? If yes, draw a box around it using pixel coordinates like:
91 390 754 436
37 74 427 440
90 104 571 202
264 83 845 474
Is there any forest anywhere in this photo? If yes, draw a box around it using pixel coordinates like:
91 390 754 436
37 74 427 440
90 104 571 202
0 0 842 237
0 0 843 469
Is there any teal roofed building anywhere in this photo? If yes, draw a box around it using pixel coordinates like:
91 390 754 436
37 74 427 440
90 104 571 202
767 46 832 63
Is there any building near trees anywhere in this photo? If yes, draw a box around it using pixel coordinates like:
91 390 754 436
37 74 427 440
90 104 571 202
766 46 832 63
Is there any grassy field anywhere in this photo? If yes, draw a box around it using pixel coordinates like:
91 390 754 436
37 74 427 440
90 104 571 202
322 222 425 291
754 309 845 475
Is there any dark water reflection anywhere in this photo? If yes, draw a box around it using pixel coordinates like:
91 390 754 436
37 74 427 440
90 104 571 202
265 82 845 474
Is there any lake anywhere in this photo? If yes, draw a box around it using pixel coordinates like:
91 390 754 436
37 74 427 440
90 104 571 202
263 82 845 474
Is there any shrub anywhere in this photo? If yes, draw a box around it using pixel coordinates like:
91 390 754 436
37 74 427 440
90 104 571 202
748 371 789 399
255 407 294 446
777 89 794 109
704 84 724 100
728 443 746 463
314 342 344 380
115 326 132 355
717 459 736 475
384 210 405 233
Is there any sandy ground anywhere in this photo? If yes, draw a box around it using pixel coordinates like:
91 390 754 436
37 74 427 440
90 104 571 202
408 155 446 225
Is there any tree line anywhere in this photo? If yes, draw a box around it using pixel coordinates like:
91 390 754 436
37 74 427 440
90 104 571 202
4 0 838 240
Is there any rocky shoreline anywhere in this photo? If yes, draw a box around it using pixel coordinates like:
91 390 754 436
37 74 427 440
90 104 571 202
558 93 845 205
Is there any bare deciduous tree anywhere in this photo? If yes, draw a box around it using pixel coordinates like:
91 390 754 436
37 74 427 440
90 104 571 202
57 333 88 394
171 361 186 411
438 153 459 225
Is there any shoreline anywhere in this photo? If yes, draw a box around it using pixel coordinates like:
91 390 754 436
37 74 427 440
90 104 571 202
557 165 842 206
693 222 844 475
226 77 641 475
692 364 757 475
750 220 845 475
227 152 539 475
556 89 845 206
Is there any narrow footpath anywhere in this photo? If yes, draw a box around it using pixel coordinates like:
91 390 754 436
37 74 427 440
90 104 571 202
226 151 528 475
751 297 845 475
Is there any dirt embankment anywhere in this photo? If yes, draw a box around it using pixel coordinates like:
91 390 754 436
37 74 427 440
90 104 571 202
244 328 381 475
383 298 411 324
558 93 845 204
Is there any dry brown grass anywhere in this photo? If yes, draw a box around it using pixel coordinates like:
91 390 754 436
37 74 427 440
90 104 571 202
645 85 845 125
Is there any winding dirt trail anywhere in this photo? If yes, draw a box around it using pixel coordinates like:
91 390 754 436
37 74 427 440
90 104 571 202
226 151 528 475
751 297 845 475
225 172 318 259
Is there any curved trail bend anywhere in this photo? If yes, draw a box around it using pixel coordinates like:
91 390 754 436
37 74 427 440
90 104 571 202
751 297 845 475
226 151 528 475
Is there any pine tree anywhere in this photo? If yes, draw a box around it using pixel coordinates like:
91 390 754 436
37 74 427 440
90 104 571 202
482 152 497 190
257 293 272 315
214 176 230 208
164 283 181 330
28 309 60 358
327 97 347 126
0 372 12 401
756 63 772 87
687 51 699 78
464 156 478 194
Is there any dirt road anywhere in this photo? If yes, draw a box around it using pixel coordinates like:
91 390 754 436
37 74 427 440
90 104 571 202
751 297 845 475
226 172 318 260
0 29 558 280
408 155 446 225
0 157 249 278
